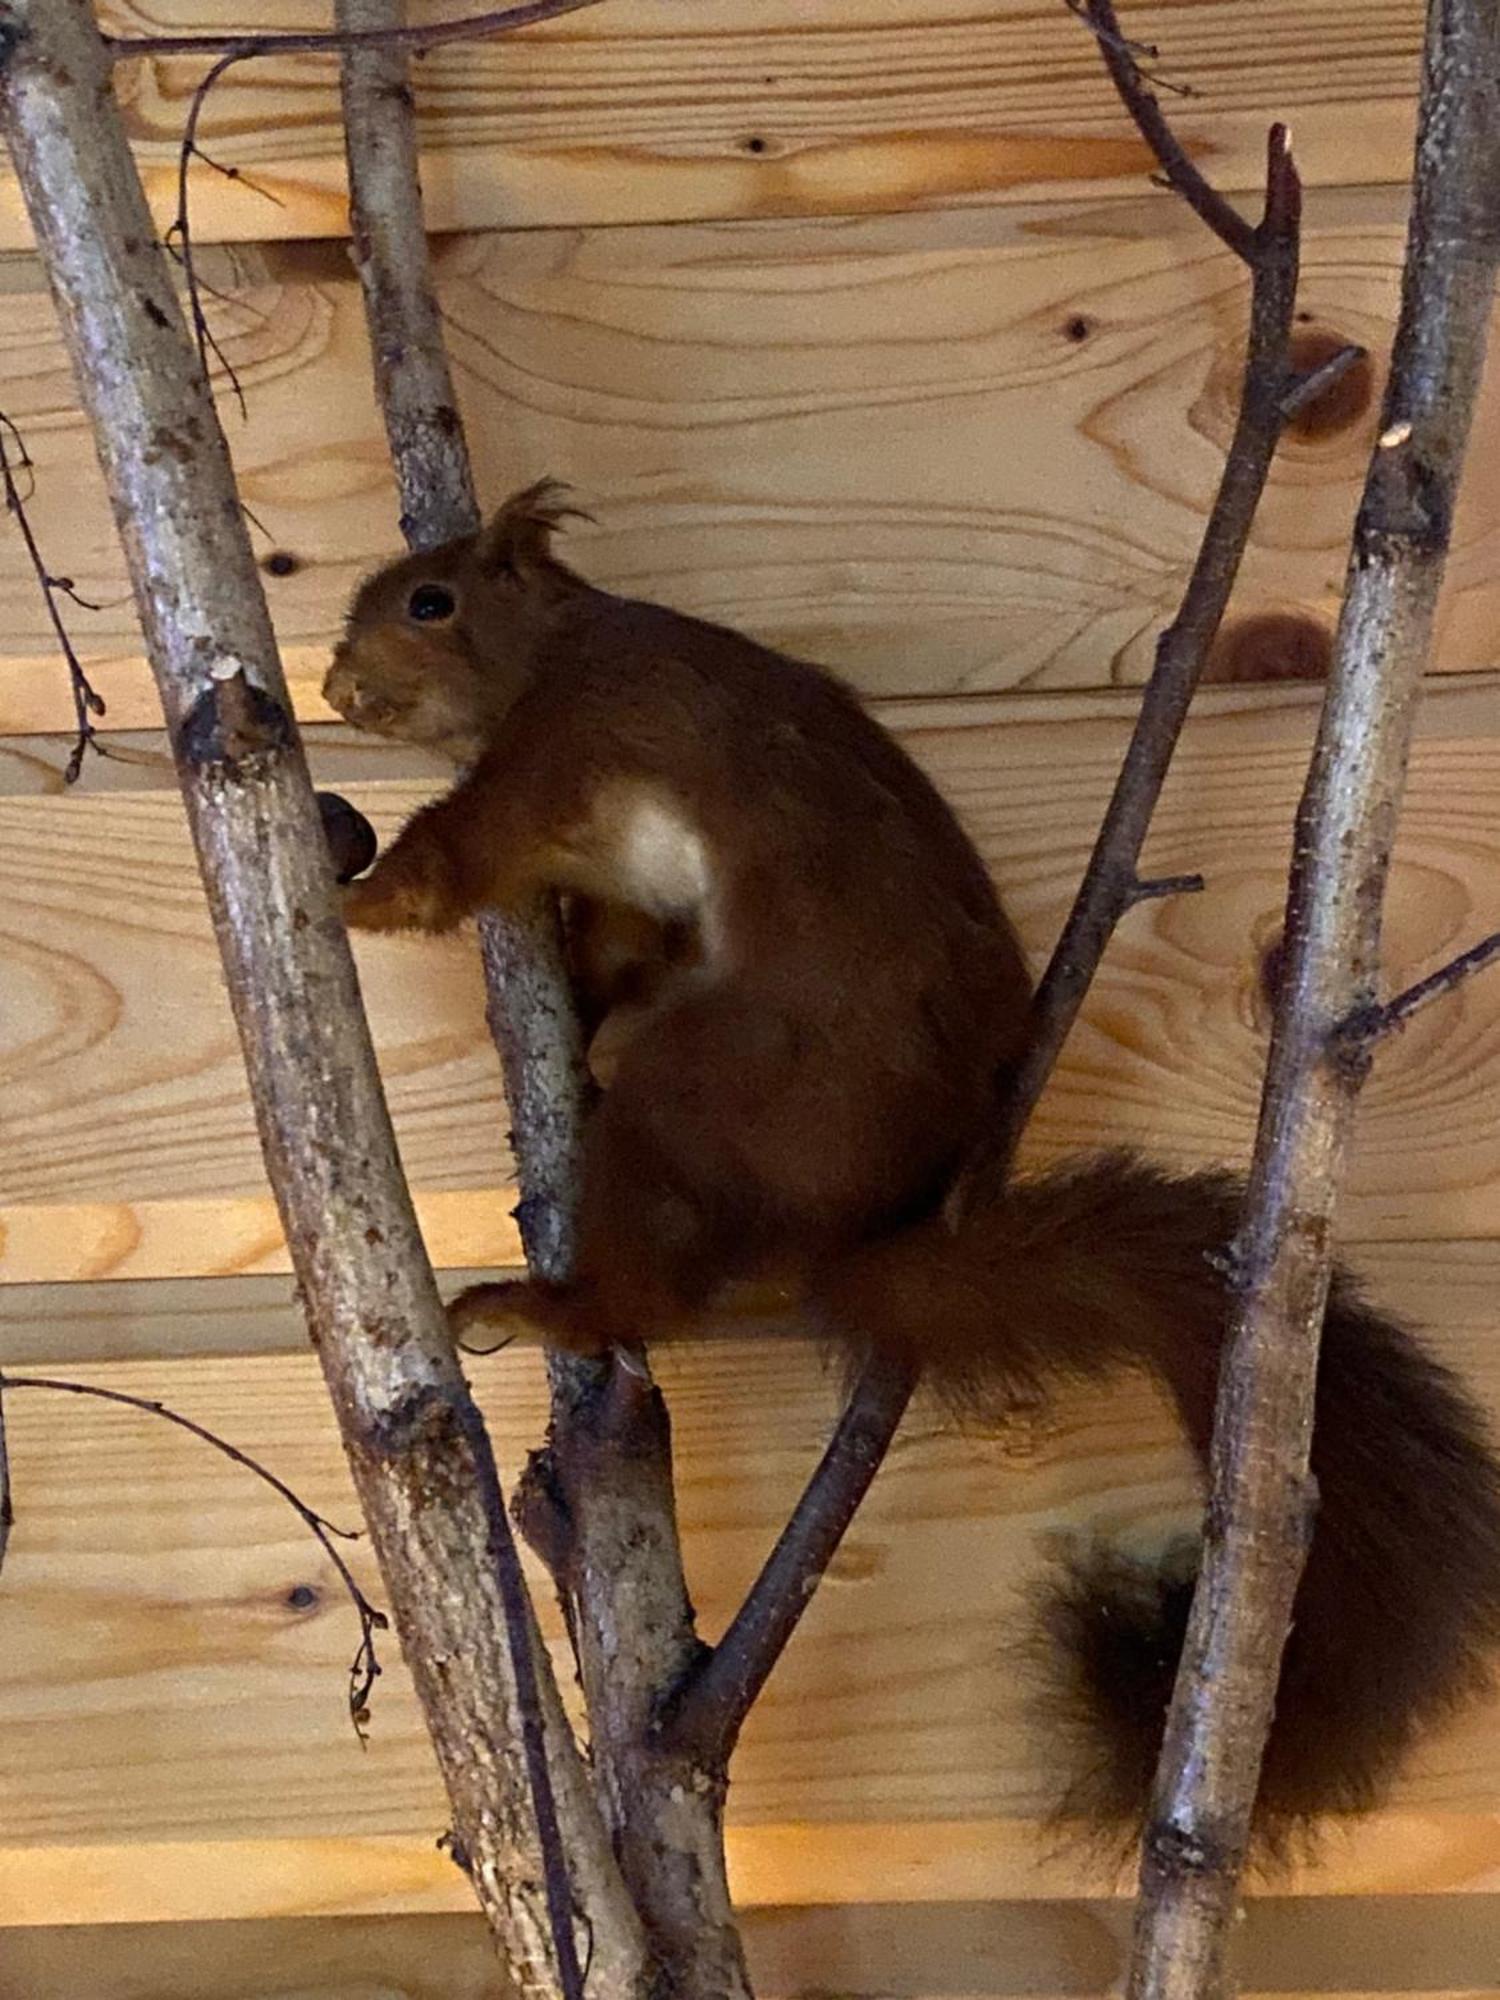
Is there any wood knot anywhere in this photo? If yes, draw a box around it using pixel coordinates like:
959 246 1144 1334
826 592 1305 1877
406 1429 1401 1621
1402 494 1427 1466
174 671 294 776
1207 612 1331 686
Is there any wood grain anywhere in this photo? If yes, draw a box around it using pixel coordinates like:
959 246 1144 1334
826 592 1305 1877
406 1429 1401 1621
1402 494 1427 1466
38 0 1430 248
2 190 1499 713
6 1898 1500 1996
1 1331 1499 1927
7 678 1500 1284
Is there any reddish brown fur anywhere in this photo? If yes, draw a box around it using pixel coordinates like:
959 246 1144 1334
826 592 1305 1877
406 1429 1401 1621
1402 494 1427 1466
328 484 1500 1854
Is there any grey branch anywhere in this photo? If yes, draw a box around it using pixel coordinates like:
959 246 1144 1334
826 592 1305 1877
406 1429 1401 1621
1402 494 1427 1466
1126 4 1500 1994
0 6 641 1994
336 8 750 1992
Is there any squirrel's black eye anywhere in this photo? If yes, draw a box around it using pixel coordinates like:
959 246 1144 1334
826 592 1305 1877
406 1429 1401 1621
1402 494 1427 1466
407 583 456 623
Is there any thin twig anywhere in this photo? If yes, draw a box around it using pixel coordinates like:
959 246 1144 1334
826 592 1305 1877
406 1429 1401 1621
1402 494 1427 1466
1336 927 1500 1049
955 120 1302 1208
0 1371 386 1731
167 54 256 417
1062 0 1192 97
1077 0 1258 262
1282 342 1367 419
107 0 600 62
1128 871 1206 907
0 413 107 781
1126 1 1500 1991
0 1376 11 1578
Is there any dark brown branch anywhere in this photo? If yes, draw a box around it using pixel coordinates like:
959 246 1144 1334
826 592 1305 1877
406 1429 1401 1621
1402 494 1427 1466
336 14 747 1992
0 1370 385 1731
1127 871 1206 907
1282 342 1367 419
1336 927 1500 1049
0 9 646 1992
0 412 107 782
1127 2 1500 1992
1075 0 1258 262
957 120 1302 1202
0 1376 11 1579
107 0 600 63
659 1351 920 1765
669 62 1312 1782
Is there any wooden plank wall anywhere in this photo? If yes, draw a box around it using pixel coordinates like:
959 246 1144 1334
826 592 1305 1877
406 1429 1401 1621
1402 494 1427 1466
3 2 1499 1994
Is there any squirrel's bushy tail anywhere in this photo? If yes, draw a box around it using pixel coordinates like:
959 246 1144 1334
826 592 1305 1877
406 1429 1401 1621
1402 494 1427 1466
813 1154 1500 1851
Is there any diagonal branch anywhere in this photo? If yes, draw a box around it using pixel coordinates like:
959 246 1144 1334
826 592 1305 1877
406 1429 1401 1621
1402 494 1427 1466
1126 3 1500 1993
666 102 1323 1776
1335 925 1500 1049
1074 0 1258 262
336 10 750 1994
0 8 645 1996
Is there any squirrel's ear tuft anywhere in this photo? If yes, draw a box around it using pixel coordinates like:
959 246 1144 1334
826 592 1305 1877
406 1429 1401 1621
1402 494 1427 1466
475 479 592 578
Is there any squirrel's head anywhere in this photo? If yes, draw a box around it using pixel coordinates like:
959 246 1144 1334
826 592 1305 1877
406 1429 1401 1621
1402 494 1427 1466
323 480 587 762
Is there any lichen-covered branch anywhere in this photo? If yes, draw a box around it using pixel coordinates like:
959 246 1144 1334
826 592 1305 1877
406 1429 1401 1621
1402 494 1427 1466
336 11 750 1993
1126 5 1500 1995
0 7 644 1994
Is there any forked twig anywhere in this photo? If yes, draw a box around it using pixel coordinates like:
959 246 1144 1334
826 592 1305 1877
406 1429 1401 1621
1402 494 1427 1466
0 413 107 781
0 1371 386 1731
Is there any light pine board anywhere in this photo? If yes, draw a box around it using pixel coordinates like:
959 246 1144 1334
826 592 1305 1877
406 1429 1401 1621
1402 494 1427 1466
6 679 1500 1285
44 1 1432 247
7 1898 1500 1996
2 191 1500 714
1 1329 1499 1927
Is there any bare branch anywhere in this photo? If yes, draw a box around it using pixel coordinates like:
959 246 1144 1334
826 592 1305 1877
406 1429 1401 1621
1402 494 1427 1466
337 14 585 1996
1336 927 1500 1049
0 8 646 1992
671 48 1316 1777
337 12 747 1990
1281 342 1367 419
1127 4 1500 1992
107 0 601 63
0 1376 11 1579
1127 871 1206 907
1072 0 1259 262
660 1351 919 1766
0 1370 386 1732
956 121 1303 1204
0 412 107 781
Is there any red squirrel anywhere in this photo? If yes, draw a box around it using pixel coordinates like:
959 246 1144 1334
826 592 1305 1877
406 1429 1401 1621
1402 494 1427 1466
325 482 1500 1852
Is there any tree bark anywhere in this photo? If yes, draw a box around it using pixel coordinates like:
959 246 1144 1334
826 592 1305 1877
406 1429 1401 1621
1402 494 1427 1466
335 9 752 1993
1126 5 1500 1994
0 7 646 1994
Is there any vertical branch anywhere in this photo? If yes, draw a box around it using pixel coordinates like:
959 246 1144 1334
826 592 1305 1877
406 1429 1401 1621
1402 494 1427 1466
336 12 751 1994
0 7 645 1996
1127 4 1500 1995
